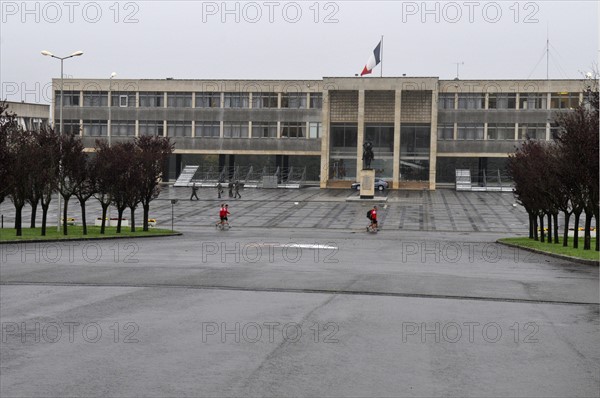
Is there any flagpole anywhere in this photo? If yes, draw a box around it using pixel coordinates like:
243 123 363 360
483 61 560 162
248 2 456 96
380 35 384 77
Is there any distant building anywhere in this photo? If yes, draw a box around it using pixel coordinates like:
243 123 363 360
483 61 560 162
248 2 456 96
51 77 585 189
3 101 51 131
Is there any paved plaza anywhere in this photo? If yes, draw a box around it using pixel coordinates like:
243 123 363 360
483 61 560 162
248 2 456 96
1 188 598 397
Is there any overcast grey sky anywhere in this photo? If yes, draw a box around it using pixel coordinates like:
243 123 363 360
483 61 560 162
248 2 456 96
1 0 598 104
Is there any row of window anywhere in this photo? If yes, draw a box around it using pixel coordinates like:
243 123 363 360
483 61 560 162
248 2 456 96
438 93 580 110
438 123 554 140
63 120 322 138
56 92 323 109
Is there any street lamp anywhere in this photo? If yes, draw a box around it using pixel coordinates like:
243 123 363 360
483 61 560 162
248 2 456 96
41 50 84 231
108 72 117 147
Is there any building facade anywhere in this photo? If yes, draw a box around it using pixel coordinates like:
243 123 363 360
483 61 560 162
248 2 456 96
4 101 50 131
52 77 585 189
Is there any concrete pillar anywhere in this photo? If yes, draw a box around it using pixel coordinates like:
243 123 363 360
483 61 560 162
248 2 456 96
356 90 365 172
429 88 438 190
392 90 402 189
319 90 330 188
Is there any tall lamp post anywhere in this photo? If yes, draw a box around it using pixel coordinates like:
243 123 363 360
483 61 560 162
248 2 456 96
41 50 84 231
107 72 116 223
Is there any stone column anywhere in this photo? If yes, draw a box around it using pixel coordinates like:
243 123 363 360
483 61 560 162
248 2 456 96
319 90 330 188
429 88 438 190
392 90 402 189
356 89 365 172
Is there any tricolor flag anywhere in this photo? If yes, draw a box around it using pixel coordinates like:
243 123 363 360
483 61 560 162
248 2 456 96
360 40 382 76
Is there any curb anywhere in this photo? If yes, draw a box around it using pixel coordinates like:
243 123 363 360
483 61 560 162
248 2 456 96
0 232 183 245
496 240 600 266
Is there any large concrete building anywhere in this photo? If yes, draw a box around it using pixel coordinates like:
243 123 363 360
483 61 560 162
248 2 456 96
3 101 50 131
52 77 586 189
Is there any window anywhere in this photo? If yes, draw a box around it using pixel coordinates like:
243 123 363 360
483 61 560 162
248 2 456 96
437 123 454 140
330 123 357 148
167 92 192 108
487 123 515 140
252 92 278 108
280 122 306 138
223 122 249 138
308 122 321 139
309 93 322 109
457 94 484 109
55 91 80 107
518 123 547 140
252 122 277 138
62 120 81 135
196 92 221 108
457 123 484 140
438 93 455 110
519 93 547 110
365 124 394 153
167 121 192 137
82 120 107 136
550 92 579 109
83 92 108 107
110 120 136 136
488 93 516 109
111 92 135 107
401 125 430 156
224 93 249 108
281 93 307 109
195 121 220 137
139 92 164 107
138 120 164 136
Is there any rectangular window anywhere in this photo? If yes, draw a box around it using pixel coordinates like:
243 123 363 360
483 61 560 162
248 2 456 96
457 94 484 109
252 92 278 108
365 124 394 153
55 91 80 107
401 124 431 156
518 123 547 140
82 120 107 136
223 122 249 138
309 93 322 109
110 120 136 136
330 123 357 148
139 92 164 107
224 93 249 108
195 121 220 137
457 123 484 140
83 91 108 107
280 122 305 138
111 92 135 107
196 92 221 108
487 123 515 140
437 123 454 140
252 122 277 138
308 122 321 139
167 121 192 137
550 92 579 109
519 93 547 110
281 93 307 109
62 119 81 135
167 92 192 108
438 93 455 110
488 93 516 109
138 120 164 136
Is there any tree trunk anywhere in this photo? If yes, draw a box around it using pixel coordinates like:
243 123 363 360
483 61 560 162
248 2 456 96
101 204 108 234
143 203 150 232
528 212 534 239
553 213 559 244
117 208 124 233
584 212 592 250
546 213 552 244
562 212 571 247
62 195 69 235
30 200 38 228
573 210 581 249
595 214 599 252
41 204 49 236
15 204 23 236
130 207 136 233
538 215 545 243
80 199 87 235
533 216 539 241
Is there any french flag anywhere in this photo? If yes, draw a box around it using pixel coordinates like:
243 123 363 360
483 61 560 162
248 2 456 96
360 40 382 76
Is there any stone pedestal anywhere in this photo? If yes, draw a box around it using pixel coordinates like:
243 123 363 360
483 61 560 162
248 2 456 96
359 169 375 199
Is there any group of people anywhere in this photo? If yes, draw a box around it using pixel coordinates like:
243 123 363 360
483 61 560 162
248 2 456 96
216 181 242 199
216 203 231 228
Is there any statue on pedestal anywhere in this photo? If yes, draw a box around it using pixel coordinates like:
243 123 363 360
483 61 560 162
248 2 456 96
362 141 374 170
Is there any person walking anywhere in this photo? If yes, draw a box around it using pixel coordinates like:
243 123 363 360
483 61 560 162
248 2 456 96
234 181 242 199
190 182 199 201
217 182 223 199
228 182 234 198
